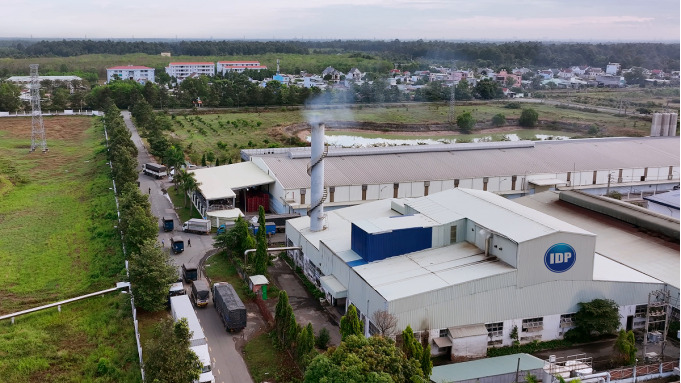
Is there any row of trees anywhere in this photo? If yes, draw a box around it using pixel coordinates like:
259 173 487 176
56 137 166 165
3 39 678 70
103 102 202 381
304 305 432 382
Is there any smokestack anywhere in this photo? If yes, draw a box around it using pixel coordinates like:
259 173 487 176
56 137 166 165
309 123 327 232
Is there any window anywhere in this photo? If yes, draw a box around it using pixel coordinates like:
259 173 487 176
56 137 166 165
450 226 457 244
439 328 449 338
635 305 647 318
486 322 503 338
522 317 543 332
560 313 576 329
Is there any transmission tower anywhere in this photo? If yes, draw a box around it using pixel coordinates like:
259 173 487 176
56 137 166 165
29 64 47 153
643 288 671 360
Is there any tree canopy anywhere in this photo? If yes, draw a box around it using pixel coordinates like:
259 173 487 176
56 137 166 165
144 317 202 383
573 298 621 337
128 239 177 312
340 305 364 341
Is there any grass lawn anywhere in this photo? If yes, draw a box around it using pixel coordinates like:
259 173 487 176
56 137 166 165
166 186 202 222
204 252 251 302
243 330 303 383
0 116 139 382
163 100 651 165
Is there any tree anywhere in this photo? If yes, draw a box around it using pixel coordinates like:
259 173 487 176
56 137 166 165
50 88 70 110
201 153 207 167
401 325 422 360
371 310 398 337
144 317 202 383
421 343 433 378
0 82 22 112
614 330 637 365
475 78 502 99
296 323 316 366
304 335 424 383
128 239 177 312
518 108 539 127
119 204 158 256
492 113 506 127
573 298 621 337
455 79 473 101
275 290 298 348
315 327 331 350
175 169 200 208
456 111 476 134
253 205 269 274
164 145 186 187
213 216 256 260
340 305 364 340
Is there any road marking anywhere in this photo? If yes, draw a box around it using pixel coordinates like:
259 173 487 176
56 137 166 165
209 346 212 352
218 369 221 375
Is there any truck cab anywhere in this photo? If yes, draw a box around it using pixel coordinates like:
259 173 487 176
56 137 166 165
182 262 199 283
170 236 185 254
191 279 210 308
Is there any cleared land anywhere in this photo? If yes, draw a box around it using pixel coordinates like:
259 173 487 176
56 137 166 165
164 100 653 164
0 116 139 382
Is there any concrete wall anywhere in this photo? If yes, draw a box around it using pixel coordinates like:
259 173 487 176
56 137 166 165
451 334 487 359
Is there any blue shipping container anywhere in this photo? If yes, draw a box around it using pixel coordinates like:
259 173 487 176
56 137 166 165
351 224 432 263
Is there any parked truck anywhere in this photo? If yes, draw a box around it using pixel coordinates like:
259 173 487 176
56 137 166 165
142 163 168 179
183 218 211 234
213 282 247 332
170 295 215 383
162 209 175 232
182 261 199 283
191 279 210 308
250 222 276 236
170 236 185 254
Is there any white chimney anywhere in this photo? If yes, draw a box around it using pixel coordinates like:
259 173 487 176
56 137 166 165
309 123 326 232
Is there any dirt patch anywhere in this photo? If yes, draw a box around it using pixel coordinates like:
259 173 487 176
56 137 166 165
0 116 92 142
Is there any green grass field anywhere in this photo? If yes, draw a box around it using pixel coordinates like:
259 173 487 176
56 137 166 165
243 330 303 383
164 101 648 164
0 116 139 382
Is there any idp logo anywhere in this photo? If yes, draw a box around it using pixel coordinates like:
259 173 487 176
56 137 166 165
544 243 576 273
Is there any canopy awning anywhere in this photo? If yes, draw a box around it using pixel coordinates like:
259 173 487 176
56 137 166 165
433 336 453 348
320 275 347 299
528 178 567 186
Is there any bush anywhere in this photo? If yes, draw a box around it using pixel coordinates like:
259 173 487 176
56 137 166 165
456 111 476 134
505 102 522 109
519 108 539 127
491 113 506 127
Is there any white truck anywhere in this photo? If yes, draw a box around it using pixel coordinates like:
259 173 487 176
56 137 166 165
170 295 215 383
182 218 211 234
142 163 168 179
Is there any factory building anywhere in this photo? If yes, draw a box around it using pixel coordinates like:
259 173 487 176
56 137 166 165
284 188 679 358
240 137 679 215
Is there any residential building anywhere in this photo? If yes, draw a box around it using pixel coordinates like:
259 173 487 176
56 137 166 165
106 65 155 84
165 62 215 82
217 61 267 75
606 63 621 75
322 66 342 82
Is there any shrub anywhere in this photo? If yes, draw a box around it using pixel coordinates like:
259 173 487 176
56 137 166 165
315 328 331 350
505 102 522 109
519 108 539 127
491 113 506 127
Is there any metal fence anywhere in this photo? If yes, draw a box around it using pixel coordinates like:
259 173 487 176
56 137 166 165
608 360 679 381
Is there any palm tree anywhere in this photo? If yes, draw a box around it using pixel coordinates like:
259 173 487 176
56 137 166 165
177 170 200 208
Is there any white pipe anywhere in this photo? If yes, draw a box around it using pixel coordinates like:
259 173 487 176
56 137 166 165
560 371 610 383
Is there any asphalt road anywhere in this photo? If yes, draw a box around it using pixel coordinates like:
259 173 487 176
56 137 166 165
122 111 253 383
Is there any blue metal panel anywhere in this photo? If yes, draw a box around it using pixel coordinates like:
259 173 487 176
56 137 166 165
351 224 432 263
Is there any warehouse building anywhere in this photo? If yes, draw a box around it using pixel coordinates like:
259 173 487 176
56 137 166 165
241 137 679 215
284 188 679 358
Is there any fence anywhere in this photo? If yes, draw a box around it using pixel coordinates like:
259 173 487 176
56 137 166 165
0 110 101 117
608 360 679 382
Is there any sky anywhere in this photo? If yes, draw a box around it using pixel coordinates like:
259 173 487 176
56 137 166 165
1 0 679 42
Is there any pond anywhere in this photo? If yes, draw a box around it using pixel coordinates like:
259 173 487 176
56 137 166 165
306 130 573 147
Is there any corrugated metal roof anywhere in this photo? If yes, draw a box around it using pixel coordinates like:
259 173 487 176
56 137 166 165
407 188 593 242
352 242 516 301
593 254 662 284
255 137 679 190
515 192 679 288
320 275 348 298
353 214 438 234
190 162 274 200
430 353 545 382
644 190 680 209
249 275 269 285
448 324 488 338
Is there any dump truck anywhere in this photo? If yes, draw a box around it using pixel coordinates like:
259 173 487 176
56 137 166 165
182 261 198 283
182 218 211 234
191 279 210 308
142 163 168 178
213 282 247 332
162 209 175 232
170 236 184 254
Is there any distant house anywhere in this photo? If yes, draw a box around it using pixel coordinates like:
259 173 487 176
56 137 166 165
557 68 574 79
217 61 267 75
650 69 666 79
606 63 621 75
585 67 603 78
538 70 554 80
165 62 215 82
347 68 362 82
322 66 342 82
160 52 171 57
494 69 522 87
106 65 155 84
595 75 625 88
571 65 589 75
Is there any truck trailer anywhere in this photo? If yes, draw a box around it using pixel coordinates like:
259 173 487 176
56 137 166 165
142 163 168 179
170 236 185 254
212 282 247 332
170 295 215 383
183 218 211 234
162 209 175 232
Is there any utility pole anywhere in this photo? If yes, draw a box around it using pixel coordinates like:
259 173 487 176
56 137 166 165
29 64 47 153
606 173 612 197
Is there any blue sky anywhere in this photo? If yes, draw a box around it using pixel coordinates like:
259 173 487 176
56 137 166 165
2 0 679 41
